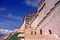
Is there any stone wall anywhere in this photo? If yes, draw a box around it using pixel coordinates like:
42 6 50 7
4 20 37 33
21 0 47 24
30 0 60 37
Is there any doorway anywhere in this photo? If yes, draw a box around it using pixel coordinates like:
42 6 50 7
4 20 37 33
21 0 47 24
18 37 24 40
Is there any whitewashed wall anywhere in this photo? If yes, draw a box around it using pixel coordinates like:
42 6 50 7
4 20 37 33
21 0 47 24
31 0 60 36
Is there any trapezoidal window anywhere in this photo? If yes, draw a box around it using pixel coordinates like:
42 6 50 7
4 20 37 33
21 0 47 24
34 31 36 35
49 29 52 34
40 29 42 34
31 31 33 35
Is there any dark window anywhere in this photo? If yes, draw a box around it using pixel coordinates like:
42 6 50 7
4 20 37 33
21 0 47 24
31 31 33 35
37 19 44 27
49 29 52 34
20 32 24 34
43 16 46 20
40 29 42 34
43 3 46 6
59 36 60 37
37 24 39 27
55 0 60 5
39 3 46 12
39 6 43 12
35 14 38 18
25 25 28 29
35 31 36 35
22 37 24 38
46 12 51 17
47 12 50 15
50 6 55 12
38 0 45 7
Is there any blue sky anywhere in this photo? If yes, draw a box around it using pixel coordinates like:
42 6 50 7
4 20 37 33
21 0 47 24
0 0 41 31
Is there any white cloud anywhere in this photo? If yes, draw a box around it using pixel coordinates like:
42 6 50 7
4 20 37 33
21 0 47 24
0 8 6 11
0 29 13 34
24 0 41 7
